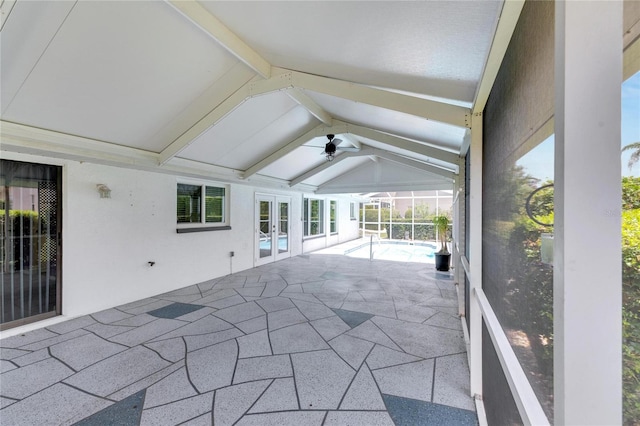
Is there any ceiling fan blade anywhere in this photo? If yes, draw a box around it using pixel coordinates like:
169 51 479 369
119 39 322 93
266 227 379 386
332 138 342 145
336 147 360 152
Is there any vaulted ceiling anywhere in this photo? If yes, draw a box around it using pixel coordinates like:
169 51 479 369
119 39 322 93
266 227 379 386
0 0 523 194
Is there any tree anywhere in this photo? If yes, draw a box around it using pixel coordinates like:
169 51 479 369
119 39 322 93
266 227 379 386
432 215 450 254
622 141 640 170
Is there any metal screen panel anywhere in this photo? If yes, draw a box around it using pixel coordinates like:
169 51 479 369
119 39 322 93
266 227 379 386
1 160 61 329
481 1 555 421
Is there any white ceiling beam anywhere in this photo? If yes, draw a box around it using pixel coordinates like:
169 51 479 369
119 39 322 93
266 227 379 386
159 72 300 165
289 148 376 187
1 120 240 181
316 181 451 194
340 134 361 150
0 0 17 32
289 145 456 188
286 88 333 126
373 151 456 181
249 70 470 129
472 0 525 114
1 121 324 193
341 122 459 165
272 68 471 128
166 0 271 78
159 77 261 165
247 72 293 96
151 62 255 153
624 16 640 51
242 123 349 179
315 159 452 194
460 128 472 156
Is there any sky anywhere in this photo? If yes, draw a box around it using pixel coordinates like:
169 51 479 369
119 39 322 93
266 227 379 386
517 70 640 180
621 71 640 177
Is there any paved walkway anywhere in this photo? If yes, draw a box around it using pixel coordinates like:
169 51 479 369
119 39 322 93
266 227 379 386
0 253 476 425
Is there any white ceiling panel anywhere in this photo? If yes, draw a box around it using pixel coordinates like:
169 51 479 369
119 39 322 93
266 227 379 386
1 0 513 194
318 158 453 194
1 1 75 115
218 107 319 170
302 157 372 187
259 145 337 181
307 91 466 151
2 1 241 150
179 93 314 169
201 1 502 103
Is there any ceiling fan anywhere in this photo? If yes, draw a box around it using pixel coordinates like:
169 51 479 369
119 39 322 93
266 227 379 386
318 134 360 161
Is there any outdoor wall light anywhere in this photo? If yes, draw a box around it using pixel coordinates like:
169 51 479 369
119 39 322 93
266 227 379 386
96 184 111 198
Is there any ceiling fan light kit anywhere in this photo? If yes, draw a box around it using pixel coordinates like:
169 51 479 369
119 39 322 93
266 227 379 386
324 134 338 161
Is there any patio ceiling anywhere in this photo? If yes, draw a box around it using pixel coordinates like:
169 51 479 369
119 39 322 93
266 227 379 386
0 0 523 194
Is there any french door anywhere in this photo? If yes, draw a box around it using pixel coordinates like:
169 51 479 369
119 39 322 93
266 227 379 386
255 194 290 266
1 160 62 330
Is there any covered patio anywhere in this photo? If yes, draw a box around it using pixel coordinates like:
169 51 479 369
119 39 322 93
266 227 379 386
0 0 636 424
0 253 474 425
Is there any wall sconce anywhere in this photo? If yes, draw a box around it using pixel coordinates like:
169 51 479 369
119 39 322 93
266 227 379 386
96 184 111 198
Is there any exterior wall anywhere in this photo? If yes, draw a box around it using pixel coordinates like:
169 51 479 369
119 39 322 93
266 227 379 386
1 151 358 321
302 197 360 253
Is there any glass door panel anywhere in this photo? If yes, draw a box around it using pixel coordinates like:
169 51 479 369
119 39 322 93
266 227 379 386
278 201 289 255
259 200 272 259
1 160 61 329
256 194 290 266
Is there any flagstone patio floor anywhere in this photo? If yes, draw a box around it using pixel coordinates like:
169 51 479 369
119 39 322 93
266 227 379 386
0 253 476 425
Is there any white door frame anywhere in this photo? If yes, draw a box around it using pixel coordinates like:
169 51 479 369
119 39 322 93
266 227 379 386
255 194 291 266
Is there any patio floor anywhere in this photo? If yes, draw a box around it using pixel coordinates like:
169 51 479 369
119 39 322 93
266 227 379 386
0 253 476 425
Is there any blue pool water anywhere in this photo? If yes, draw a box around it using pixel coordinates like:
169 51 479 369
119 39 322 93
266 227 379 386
259 235 289 251
346 242 437 263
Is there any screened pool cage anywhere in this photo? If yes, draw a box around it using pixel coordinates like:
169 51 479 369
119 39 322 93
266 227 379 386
360 190 453 243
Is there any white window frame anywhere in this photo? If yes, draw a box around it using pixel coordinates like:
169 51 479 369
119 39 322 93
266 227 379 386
303 197 325 238
350 202 358 220
330 200 338 234
176 179 230 230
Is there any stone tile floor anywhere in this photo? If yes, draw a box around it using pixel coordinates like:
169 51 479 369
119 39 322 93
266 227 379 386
0 254 476 425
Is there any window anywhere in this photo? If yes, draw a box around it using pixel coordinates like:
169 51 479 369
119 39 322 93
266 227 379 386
303 198 324 237
350 202 357 220
177 182 228 230
330 200 337 233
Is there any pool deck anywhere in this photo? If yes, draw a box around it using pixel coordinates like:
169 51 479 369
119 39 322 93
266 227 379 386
316 238 437 263
0 252 475 425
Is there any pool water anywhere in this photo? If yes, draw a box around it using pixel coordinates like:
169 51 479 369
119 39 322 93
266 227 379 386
259 235 289 251
346 242 437 263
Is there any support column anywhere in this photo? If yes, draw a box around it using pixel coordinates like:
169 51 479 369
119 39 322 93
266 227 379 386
455 156 466 316
554 1 622 424
469 112 483 398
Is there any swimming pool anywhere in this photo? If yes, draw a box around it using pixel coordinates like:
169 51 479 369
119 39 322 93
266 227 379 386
345 241 437 263
259 235 289 251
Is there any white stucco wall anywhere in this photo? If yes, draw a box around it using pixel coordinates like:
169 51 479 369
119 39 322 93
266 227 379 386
1 152 360 322
301 196 360 253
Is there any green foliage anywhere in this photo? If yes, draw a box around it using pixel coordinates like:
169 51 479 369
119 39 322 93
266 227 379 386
527 182 554 225
432 215 450 253
623 177 640 210
403 205 432 220
0 209 39 220
508 215 554 363
0 210 40 231
623 209 640 286
623 209 640 424
623 178 640 425
361 207 401 235
389 222 436 240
